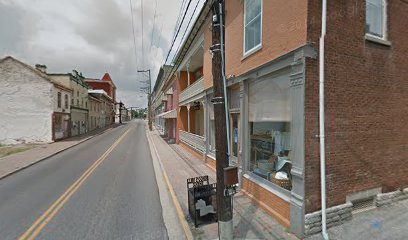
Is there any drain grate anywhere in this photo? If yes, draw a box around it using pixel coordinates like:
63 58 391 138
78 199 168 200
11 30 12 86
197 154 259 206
352 198 376 214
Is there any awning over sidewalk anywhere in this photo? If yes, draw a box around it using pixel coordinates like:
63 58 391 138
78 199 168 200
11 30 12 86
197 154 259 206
157 109 177 119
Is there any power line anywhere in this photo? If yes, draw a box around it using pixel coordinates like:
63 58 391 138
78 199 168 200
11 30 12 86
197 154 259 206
173 0 187 43
163 1 211 83
141 0 145 70
149 0 158 52
173 0 201 61
163 0 193 65
155 22 164 59
129 0 138 70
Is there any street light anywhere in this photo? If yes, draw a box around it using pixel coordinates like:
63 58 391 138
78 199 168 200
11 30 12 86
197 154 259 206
137 69 152 131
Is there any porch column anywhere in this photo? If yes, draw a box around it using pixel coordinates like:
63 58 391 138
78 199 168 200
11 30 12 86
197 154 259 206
187 104 191 132
186 61 190 86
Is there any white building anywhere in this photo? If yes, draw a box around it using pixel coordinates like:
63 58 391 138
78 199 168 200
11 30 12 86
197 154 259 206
0 56 72 144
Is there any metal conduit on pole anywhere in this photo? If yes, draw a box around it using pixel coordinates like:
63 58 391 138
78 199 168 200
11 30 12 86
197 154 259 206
319 0 329 239
219 1 231 165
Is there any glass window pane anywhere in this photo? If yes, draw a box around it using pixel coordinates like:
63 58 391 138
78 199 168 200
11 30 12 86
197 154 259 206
366 0 384 38
245 0 262 24
245 16 261 52
248 75 292 191
245 0 262 52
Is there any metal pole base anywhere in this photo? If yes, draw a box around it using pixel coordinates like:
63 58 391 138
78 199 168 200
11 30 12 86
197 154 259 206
218 220 233 240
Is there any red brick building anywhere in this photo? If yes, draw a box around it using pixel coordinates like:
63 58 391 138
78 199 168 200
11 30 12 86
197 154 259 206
151 1 408 238
85 73 116 104
85 73 117 125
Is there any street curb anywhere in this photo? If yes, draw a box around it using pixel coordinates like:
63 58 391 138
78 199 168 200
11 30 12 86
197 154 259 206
0 125 119 181
146 128 194 240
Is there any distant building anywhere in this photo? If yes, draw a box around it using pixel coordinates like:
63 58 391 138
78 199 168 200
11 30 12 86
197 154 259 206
85 73 116 124
0 56 72 143
88 89 113 131
48 70 89 136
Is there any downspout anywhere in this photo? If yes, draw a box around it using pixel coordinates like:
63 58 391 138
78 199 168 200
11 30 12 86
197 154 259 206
319 0 329 239
219 2 231 164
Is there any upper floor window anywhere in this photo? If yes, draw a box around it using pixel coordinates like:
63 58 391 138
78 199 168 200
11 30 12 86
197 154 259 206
244 0 262 55
57 92 61 108
65 94 68 109
366 0 387 39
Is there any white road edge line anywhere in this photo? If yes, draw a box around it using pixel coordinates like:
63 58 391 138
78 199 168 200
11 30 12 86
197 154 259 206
146 127 193 240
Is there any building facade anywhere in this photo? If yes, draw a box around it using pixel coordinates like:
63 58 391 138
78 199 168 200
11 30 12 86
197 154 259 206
152 66 177 142
151 0 407 238
0 56 72 143
85 73 117 124
48 71 89 137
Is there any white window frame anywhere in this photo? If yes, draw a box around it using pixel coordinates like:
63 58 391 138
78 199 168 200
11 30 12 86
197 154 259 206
366 0 388 41
243 0 263 57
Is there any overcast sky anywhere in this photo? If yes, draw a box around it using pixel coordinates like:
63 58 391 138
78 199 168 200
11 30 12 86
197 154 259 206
0 0 204 108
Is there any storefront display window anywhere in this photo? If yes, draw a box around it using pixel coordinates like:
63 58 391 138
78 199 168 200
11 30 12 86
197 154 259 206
248 73 292 191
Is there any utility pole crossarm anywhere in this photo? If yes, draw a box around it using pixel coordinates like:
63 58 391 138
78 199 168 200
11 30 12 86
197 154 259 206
138 69 152 131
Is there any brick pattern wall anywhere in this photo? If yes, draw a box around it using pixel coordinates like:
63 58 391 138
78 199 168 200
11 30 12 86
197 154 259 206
241 177 290 228
224 0 307 79
304 0 408 213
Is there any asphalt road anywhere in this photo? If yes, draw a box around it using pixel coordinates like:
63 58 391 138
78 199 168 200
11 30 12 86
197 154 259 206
0 120 168 240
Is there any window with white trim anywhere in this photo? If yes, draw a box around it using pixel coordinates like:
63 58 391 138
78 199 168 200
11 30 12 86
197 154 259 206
244 0 262 54
366 0 387 39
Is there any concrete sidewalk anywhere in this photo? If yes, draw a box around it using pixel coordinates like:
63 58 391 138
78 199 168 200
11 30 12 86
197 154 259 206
147 127 298 240
0 124 121 180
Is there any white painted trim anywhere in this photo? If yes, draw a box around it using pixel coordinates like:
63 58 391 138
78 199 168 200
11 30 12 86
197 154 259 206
243 0 263 57
383 0 388 40
177 34 205 72
206 153 216 160
241 45 262 61
365 34 391 46
366 0 388 41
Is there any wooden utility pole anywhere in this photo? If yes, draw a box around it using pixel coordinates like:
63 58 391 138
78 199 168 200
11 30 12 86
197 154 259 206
138 69 152 130
211 1 233 239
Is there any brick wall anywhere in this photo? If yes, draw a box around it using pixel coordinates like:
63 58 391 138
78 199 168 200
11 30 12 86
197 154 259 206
242 177 290 228
304 0 408 213
178 71 189 92
224 0 307 79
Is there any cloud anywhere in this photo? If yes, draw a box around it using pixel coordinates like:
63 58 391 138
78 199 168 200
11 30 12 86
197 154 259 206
0 0 202 108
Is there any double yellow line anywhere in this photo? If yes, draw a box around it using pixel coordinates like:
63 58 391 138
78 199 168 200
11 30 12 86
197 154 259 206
19 129 131 240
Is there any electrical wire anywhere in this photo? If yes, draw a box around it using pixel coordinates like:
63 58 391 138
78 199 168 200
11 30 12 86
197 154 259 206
173 0 202 60
129 0 138 70
163 1 211 83
141 0 145 70
149 0 158 52
173 0 187 43
163 0 193 65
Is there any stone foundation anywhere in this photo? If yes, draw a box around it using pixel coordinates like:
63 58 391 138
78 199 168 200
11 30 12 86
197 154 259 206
375 188 408 207
304 202 352 236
